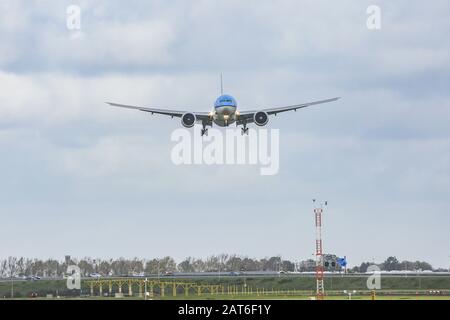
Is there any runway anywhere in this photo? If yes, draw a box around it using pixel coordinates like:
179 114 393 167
2 271 449 282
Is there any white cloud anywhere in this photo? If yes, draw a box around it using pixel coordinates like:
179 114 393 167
38 20 176 69
0 0 449 267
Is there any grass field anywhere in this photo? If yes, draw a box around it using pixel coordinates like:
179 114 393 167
2 295 450 300
1 276 449 300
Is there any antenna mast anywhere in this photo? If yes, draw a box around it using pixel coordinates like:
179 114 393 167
313 199 327 300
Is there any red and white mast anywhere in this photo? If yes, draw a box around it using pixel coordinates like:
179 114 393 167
313 199 327 300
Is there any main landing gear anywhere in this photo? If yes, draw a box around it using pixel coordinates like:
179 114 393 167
241 124 249 135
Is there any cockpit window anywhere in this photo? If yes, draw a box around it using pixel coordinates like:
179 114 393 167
215 95 237 107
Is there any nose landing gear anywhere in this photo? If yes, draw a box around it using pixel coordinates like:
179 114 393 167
201 123 209 136
241 124 249 135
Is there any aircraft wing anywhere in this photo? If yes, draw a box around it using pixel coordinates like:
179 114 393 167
106 102 211 121
236 97 340 124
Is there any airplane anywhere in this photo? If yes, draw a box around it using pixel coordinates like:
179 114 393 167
107 77 340 136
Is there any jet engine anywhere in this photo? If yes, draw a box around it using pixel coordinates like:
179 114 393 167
253 111 269 126
181 113 196 128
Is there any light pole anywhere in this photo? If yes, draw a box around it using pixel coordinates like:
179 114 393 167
405 261 408 278
9 265 16 299
157 261 160 280
144 278 148 300
93 259 96 273
418 270 422 289
278 259 281 278
244 277 247 294
344 290 356 300
330 272 333 290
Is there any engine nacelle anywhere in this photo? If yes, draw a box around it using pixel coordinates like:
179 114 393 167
181 113 196 128
254 111 269 126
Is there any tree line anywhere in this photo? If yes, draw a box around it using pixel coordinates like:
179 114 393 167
0 255 441 278
0 255 294 278
351 256 436 273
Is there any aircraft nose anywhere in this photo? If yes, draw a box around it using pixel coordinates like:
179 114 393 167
223 106 236 115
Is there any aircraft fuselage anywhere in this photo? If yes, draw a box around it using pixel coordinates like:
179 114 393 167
213 94 238 127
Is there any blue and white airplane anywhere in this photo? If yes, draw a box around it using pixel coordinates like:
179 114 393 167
107 79 339 136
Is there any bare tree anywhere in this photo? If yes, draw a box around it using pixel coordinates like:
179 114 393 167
16 257 25 276
178 257 195 273
0 259 7 277
0 255 436 277
7 257 18 278
98 259 112 276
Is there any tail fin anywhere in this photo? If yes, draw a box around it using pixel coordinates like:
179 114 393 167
220 73 224 95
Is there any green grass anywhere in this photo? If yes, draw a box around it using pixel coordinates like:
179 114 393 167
3 295 450 301
1 276 449 300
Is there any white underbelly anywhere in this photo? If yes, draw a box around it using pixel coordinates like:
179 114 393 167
214 106 237 127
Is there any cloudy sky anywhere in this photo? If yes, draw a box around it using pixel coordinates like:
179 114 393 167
0 0 449 268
